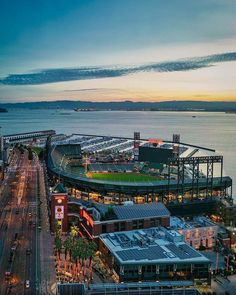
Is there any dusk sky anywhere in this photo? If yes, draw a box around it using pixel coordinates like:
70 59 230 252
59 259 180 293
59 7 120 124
0 0 236 103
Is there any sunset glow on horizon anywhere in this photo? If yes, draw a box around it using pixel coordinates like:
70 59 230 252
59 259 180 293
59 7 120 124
0 0 236 103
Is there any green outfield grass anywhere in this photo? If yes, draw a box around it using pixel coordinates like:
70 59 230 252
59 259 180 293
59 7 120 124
87 172 161 182
32 146 43 156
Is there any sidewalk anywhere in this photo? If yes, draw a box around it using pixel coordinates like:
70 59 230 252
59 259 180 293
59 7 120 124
38 162 57 295
211 274 236 295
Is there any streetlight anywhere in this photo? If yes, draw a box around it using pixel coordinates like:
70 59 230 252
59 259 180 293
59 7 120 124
58 154 65 183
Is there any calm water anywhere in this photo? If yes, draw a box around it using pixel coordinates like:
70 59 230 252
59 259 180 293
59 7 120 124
1 109 236 195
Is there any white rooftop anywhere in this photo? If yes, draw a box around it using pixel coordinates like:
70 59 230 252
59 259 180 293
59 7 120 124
100 227 210 265
170 216 218 230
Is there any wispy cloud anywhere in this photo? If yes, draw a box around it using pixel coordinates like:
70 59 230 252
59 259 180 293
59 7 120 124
1 52 235 86
64 88 103 92
63 88 122 92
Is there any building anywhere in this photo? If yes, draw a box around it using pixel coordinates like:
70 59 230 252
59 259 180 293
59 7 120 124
50 183 68 232
225 227 236 250
218 201 236 227
170 216 219 249
46 134 232 218
56 282 201 295
50 190 170 237
0 160 4 180
99 227 211 285
78 201 170 238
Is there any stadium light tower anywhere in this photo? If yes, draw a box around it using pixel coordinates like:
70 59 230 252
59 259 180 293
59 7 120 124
84 154 89 174
134 131 140 161
172 134 180 158
0 126 3 161
59 154 65 183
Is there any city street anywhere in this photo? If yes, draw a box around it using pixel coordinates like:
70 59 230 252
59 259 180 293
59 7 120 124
0 149 39 295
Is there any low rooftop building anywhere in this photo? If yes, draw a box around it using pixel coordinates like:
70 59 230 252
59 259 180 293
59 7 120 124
56 282 201 295
77 201 170 238
169 216 219 249
99 227 211 285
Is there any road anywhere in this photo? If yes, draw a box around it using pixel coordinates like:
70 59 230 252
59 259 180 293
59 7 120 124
211 274 236 295
0 149 39 295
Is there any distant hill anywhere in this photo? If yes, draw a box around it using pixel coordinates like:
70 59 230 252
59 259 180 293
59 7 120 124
0 107 8 112
1 100 236 112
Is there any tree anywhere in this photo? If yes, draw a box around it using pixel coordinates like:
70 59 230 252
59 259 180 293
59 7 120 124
71 239 82 280
80 238 88 278
63 225 80 280
55 220 62 236
70 225 79 238
87 241 97 280
55 235 62 273
63 235 74 272
62 225 97 281
55 235 62 258
64 235 73 261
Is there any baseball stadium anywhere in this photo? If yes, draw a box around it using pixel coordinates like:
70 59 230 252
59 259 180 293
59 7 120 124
46 133 232 215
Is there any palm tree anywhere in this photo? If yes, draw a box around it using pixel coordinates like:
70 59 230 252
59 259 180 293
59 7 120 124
63 225 98 281
55 235 62 258
63 225 80 280
55 220 62 236
63 235 73 272
71 239 82 281
87 241 97 281
55 235 62 273
79 238 89 279
70 225 79 238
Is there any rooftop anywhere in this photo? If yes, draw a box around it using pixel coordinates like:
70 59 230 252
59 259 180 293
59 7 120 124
170 216 218 230
113 202 170 220
100 227 210 265
77 201 170 222
57 282 201 295
52 183 67 194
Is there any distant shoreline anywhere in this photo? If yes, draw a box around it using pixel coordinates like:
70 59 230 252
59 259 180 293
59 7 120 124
1 100 236 112
2 108 236 113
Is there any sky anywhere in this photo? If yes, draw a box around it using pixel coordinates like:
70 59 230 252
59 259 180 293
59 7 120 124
0 0 236 103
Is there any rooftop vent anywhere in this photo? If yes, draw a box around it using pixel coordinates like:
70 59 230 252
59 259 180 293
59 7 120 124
123 201 134 206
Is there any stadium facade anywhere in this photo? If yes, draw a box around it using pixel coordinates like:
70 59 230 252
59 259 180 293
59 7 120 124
46 133 233 218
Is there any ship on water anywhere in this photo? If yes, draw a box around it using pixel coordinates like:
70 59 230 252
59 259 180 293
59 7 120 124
74 108 96 112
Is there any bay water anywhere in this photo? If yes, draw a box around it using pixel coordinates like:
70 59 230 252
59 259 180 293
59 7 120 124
1 109 235 195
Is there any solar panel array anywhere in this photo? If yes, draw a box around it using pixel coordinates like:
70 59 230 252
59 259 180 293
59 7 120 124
179 244 202 258
116 245 167 261
165 243 201 260
165 244 189 260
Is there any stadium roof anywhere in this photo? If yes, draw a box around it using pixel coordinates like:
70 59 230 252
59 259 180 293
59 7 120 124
113 202 170 220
